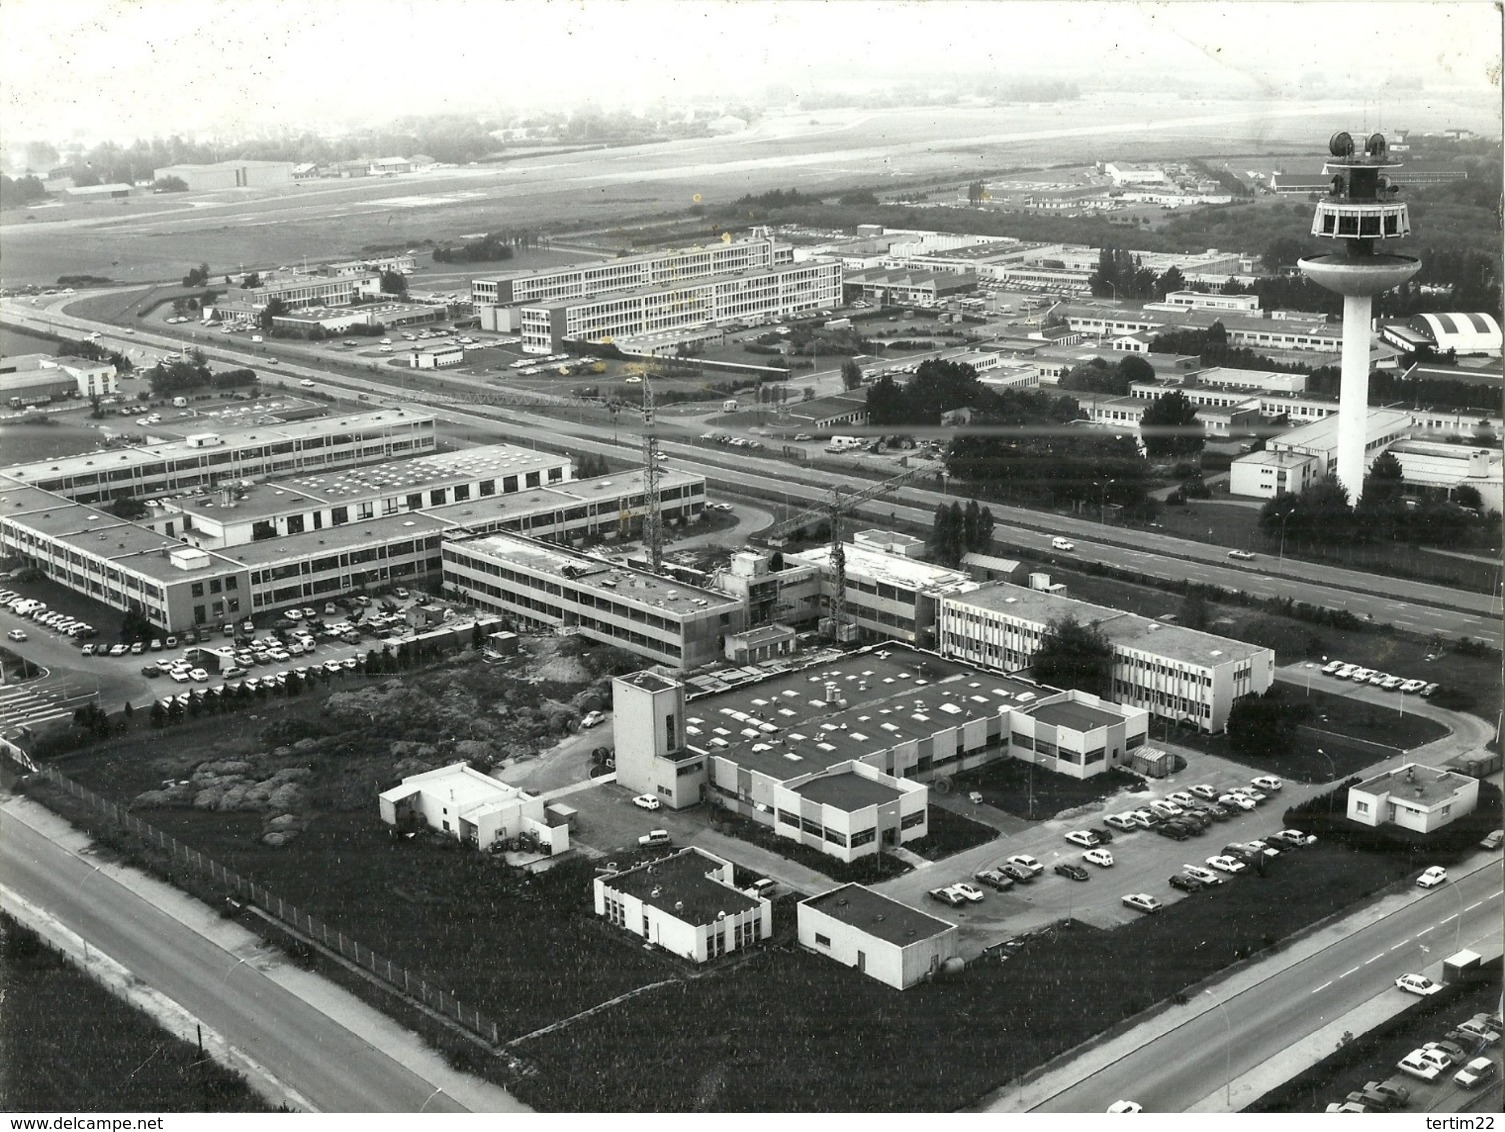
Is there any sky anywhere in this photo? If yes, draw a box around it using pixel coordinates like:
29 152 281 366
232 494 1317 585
1 0 1499 143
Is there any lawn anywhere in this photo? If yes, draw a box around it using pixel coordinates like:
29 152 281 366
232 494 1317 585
705 807 910 884
953 762 1148 820
507 844 1424 1112
905 805 1000 860
1171 686 1450 783
1247 967 1503 1113
0 913 271 1113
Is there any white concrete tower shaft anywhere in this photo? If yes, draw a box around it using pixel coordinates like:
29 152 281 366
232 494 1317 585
1337 293 1373 500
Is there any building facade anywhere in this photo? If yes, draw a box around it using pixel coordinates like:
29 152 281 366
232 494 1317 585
378 762 569 853
1346 763 1480 833
593 847 771 963
799 884 959 990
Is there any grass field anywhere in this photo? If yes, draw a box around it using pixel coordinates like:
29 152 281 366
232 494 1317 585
955 762 1148 820
0 912 271 1113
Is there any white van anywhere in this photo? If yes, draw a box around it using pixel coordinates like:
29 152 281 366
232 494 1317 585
825 436 863 453
250 334 263 343
1051 537 1076 551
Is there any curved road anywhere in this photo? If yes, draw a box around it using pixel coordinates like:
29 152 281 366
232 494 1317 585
0 795 527 1113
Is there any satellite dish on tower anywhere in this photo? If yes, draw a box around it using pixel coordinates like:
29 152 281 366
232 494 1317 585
1328 131 1355 158
1367 133 1388 157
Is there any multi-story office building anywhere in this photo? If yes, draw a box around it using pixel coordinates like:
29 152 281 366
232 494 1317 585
442 532 745 670
938 584 1273 733
471 235 792 312
515 260 843 354
1 410 437 505
610 644 1149 854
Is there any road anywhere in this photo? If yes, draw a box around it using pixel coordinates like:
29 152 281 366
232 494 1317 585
10 295 1497 646
1023 861 1503 1112
0 794 527 1113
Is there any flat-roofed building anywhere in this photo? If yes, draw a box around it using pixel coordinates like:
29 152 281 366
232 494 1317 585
1147 290 1261 314
1386 439 1503 513
938 583 1272 732
799 884 959 990
472 236 792 311
379 762 568 854
1347 762 1479 833
1 354 118 402
1228 449 1324 498
443 532 745 670
515 261 843 355
842 268 979 305
1256 409 1415 483
773 761 929 862
786 536 979 647
593 847 771 963
1 409 437 504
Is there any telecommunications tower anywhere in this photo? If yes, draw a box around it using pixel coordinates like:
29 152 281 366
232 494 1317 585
1297 130 1421 504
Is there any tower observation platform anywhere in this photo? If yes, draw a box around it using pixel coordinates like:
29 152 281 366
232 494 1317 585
1298 131 1421 503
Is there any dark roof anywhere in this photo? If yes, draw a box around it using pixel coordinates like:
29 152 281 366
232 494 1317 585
603 848 760 925
792 769 905 811
802 884 955 946
1027 698 1126 733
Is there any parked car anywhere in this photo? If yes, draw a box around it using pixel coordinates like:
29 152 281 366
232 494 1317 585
1083 848 1114 868
1396 1051 1441 1081
1064 830 1100 848
1417 866 1448 888
1121 893 1162 914
637 830 672 848
1181 864 1224 885
581 710 606 728
1218 794 1256 812
1360 1081 1408 1107
1420 682 1439 697
973 868 1015 892
1456 1017 1502 1044
1166 791 1198 807
999 862 1035 884
928 886 967 908
631 795 661 811
1006 854 1043 876
5 629 26 641
1086 825 1114 844
1155 823 1190 841
1250 776 1283 792
1168 874 1205 893
1054 862 1090 882
1206 855 1246 875
1395 973 1441 996
1479 829 1504 850
1321 660 1346 674
1271 829 1316 848
1454 1057 1497 1089
1103 813 1139 831
949 882 986 903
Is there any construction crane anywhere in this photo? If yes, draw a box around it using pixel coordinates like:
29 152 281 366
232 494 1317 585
640 373 663 573
762 464 936 643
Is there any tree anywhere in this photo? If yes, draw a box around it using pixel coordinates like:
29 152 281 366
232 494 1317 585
1227 689 1312 760
106 492 149 520
120 608 155 645
152 176 188 192
257 297 288 333
241 272 262 289
1032 616 1114 698
1178 591 1209 631
1116 355 1156 386
961 499 994 554
1139 390 1204 459
1363 451 1404 502
182 263 211 288
841 359 863 391
150 701 168 729
927 503 964 568
1453 484 1484 510
1154 265 1187 299
380 270 408 295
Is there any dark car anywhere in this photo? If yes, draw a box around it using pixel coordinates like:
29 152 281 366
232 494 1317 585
1155 823 1190 841
1361 1081 1409 1107
1000 862 1035 884
1169 874 1206 893
974 868 1016 892
1086 825 1114 844
1442 1030 1488 1056
1054 862 1090 882
1202 804 1234 822
1179 810 1212 831
1348 1090 1394 1111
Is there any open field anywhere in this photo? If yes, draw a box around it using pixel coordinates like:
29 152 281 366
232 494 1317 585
0 912 271 1113
6 94 1492 287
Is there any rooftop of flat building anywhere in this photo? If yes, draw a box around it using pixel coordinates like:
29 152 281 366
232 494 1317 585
791 768 907 811
788 542 978 596
1354 763 1475 807
801 884 955 946
215 511 452 567
602 848 760 926
473 237 777 285
451 532 740 616
944 583 1268 669
1026 697 1127 733
525 260 839 311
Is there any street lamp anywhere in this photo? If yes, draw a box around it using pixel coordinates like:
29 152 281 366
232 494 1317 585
1093 479 1115 524
1277 510 1291 565
1205 988 1233 1109
1316 747 1335 782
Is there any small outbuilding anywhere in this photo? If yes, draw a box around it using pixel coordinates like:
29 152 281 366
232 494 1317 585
798 884 959 990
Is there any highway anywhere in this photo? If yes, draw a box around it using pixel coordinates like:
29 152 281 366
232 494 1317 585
1028 862 1503 1113
0 795 527 1113
4 298 1499 646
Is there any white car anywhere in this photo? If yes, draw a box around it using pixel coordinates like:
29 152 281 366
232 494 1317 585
1399 679 1427 693
1064 830 1100 848
1250 776 1283 792
1103 813 1139 831
1417 866 1448 888
1148 800 1183 819
1455 1057 1498 1089
638 829 672 847
1235 787 1266 803
1166 792 1197 807
631 795 661 811
580 710 605 728
1349 667 1376 682
950 882 986 903
1395 973 1441 996
1206 855 1246 874
1083 848 1114 868
1218 794 1256 812
1106 1101 1142 1113
1181 864 1222 885
1051 537 1075 551
169 670 191 683
1321 660 1346 674
1189 784 1219 800
1006 854 1043 876
1396 1051 1441 1081
1121 893 1162 914
189 668 209 682
5 628 27 641
1227 549 1256 560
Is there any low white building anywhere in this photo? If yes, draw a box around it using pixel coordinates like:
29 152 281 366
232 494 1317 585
1229 449 1323 499
798 884 959 990
1387 440 1503 513
411 344 464 368
378 763 568 854
1346 763 1479 834
594 847 771 963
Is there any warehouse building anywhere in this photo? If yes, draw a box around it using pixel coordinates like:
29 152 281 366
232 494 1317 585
1379 313 1501 358
1 354 118 404
594 847 771 963
937 584 1272 733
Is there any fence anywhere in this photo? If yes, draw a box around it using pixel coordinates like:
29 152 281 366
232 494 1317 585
32 763 506 1047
